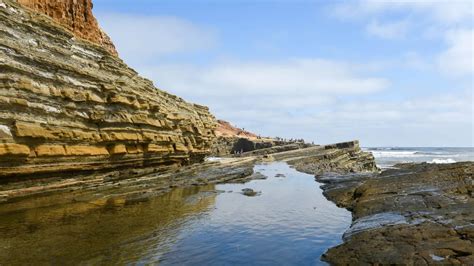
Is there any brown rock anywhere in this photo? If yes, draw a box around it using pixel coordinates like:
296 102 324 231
35 145 67 157
107 144 127 155
0 143 30 157
16 0 118 55
0 0 217 179
65 145 109 156
14 121 57 140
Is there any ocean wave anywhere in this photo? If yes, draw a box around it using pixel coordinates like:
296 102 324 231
371 150 463 158
371 151 418 158
427 158 456 164
414 151 449 156
366 147 411 151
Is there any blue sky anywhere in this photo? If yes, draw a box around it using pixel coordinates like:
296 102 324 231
94 0 473 147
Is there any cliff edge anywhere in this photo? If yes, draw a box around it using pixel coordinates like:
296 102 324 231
0 0 216 180
16 0 117 55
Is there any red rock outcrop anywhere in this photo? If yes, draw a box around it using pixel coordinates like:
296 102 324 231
16 0 117 55
215 120 258 139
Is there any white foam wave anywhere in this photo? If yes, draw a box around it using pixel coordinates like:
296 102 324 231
428 158 456 164
371 151 418 158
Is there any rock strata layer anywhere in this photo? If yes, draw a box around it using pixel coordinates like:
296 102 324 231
0 0 216 180
211 136 303 156
16 0 117 55
287 140 378 174
0 141 376 203
316 162 474 265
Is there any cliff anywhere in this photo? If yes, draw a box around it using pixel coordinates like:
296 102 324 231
211 119 299 156
0 0 217 180
16 0 117 55
215 120 258 139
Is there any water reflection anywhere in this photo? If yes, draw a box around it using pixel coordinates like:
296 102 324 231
158 162 351 265
0 185 217 265
0 162 351 265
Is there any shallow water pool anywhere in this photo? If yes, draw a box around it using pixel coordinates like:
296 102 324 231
0 162 351 265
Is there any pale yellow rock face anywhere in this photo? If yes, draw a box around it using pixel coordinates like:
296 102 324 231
0 0 217 178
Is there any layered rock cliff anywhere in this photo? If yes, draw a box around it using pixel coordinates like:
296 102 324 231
211 119 306 156
0 0 216 180
16 0 117 55
215 120 258 139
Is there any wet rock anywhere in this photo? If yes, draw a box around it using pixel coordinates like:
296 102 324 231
261 154 275 162
275 173 286 178
0 157 258 203
318 162 474 265
241 188 260 197
286 141 379 175
227 172 267 183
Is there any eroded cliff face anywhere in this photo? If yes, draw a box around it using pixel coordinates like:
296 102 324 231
211 120 294 156
16 0 117 55
0 0 217 179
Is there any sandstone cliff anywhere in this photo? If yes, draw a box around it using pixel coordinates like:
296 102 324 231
16 0 117 55
0 0 217 179
215 120 258 139
211 119 296 156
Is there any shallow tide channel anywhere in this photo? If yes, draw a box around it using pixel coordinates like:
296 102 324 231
0 162 351 265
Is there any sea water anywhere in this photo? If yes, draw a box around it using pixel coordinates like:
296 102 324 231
0 162 351 265
365 147 474 168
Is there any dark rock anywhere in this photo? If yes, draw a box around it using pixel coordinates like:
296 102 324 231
286 141 379 175
319 162 474 265
241 188 260 197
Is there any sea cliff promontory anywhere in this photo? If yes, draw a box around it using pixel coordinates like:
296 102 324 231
0 0 216 180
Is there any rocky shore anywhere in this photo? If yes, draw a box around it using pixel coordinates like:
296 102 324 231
2 1 471 265
0 140 373 205
299 161 474 265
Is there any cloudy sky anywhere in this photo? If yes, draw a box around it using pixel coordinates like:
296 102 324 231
94 0 473 147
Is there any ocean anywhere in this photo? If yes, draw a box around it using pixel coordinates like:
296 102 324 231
364 147 474 169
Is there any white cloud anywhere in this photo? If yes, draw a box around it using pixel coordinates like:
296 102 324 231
143 59 388 97
97 13 216 63
366 19 409 39
135 59 472 146
91 3 472 146
135 58 390 142
331 0 473 24
329 0 473 78
437 29 474 77
235 90 473 146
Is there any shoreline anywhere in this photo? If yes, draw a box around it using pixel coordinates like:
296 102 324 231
1 140 472 264
0 140 374 204
306 161 474 264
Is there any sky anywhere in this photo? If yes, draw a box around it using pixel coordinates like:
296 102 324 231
93 0 473 147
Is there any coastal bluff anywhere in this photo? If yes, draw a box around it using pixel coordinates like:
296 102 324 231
16 0 117 55
0 0 217 179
